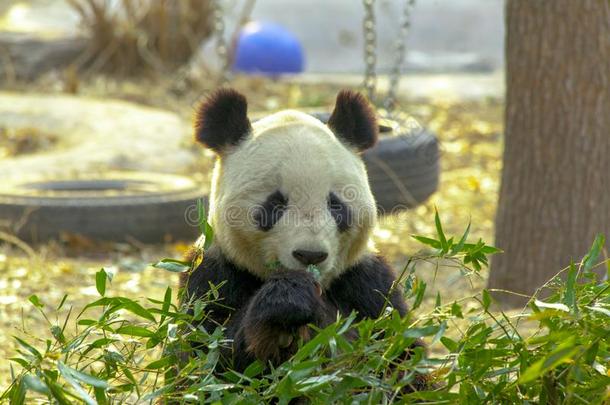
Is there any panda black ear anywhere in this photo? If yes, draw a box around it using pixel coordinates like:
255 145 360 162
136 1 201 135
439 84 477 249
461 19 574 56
194 88 252 153
327 90 378 151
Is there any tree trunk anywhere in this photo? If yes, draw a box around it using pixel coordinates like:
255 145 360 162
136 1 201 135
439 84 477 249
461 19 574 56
489 0 610 306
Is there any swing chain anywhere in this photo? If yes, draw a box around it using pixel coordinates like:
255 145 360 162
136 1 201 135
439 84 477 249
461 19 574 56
385 0 415 112
362 0 415 115
362 0 377 103
212 0 230 85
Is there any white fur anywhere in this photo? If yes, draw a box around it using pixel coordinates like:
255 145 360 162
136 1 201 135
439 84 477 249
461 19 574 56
208 110 377 287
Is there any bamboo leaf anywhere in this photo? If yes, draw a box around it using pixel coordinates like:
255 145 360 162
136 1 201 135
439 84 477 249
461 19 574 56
57 361 97 405
582 234 605 273
434 208 448 253
96 269 107 296
534 300 570 312
519 339 581 383
115 325 154 337
151 259 191 273
28 295 43 308
564 261 577 313
411 235 441 249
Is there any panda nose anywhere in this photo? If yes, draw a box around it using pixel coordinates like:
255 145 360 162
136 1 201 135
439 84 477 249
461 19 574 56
292 249 328 266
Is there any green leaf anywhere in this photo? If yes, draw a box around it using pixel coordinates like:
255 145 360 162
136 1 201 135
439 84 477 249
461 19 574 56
462 243 502 254
57 294 68 311
193 300 205 321
119 299 156 323
115 325 154 337
23 374 49 395
57 361 97 405
440 336 459 352
519 338 582 383
244 361 265 378
89 338 117 348
160 287 172 324
434 208 448 252
94 386 108 405
203 222 214 250
403 325 440 338
198 384 236 392
9 357 30 368
482 289 491 311
9 378 26 405
96 269 107 296
28 295 43 308
585 305 610 317
44 377 72 405
62 363 108 389
583 341 600 366
145 356 174 370
197 197 206 235
13 337 42 360
451 301 464 318
432 321 447 344
84 296 156 322
583 234 605 273
197 198 214 250
151 258 191 273
120 366 140 397
451 221 471 255
564 260 577 313
411 235 441 249
77 319 97 326
412 279 427 310
534 299 570 312
50 325 66 344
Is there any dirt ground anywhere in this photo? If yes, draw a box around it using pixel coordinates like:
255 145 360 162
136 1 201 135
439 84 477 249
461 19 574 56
0 75 503 387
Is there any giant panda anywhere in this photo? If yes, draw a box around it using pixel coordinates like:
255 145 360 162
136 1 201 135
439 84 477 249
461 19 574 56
181 88 426 388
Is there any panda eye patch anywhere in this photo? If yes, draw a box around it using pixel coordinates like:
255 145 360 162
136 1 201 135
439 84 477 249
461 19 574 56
328 192 351 232
255 190 288 231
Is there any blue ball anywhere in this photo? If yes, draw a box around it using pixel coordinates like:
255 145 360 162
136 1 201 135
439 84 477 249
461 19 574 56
233 22 305 75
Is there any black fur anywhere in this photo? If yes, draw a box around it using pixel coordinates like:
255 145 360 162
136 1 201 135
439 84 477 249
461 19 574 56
326 255 407 319
254 191 288 231
181 247 409 372
327 192 351 233
327 90 378 151
194 88 251 153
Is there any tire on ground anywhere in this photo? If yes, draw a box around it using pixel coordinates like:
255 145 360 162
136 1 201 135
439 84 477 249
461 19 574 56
363 129 440 214
0 172 206 243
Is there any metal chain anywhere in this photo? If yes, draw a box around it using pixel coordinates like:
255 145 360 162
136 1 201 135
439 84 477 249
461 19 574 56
212 0 230 86
362 0 415 115
362 0 377 103
385 0 415 113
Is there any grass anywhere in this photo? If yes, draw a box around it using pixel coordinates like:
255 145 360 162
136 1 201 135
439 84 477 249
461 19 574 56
0 126 58 158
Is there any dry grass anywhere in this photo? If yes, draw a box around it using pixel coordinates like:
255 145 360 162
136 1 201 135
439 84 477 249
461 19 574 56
67 0 214 75
0 126 58 158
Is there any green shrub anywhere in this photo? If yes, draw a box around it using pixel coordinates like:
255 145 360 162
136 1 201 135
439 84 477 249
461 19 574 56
2 213 609 404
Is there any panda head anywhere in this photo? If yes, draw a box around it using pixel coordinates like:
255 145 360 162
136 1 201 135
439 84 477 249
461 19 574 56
195 89 378 287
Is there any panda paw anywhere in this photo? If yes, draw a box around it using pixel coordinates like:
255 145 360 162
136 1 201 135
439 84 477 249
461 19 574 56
246 270 323 328
242 270 322 363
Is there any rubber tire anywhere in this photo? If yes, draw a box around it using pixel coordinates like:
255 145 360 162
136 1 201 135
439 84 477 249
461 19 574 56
0 172 206 243
363 129 440 214
308 112 440 214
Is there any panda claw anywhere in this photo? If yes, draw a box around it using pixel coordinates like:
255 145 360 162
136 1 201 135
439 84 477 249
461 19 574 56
314 282 322 297
278 332 293 348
